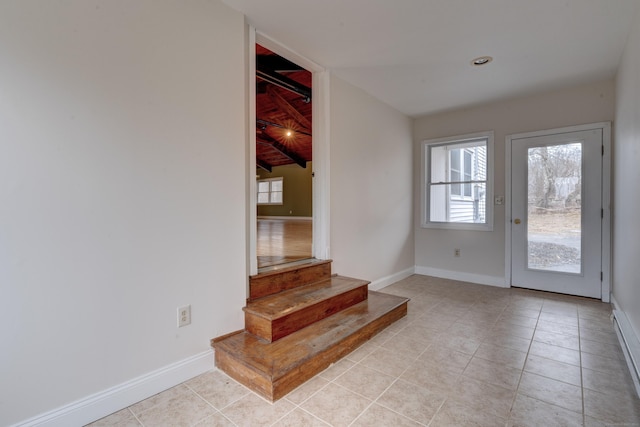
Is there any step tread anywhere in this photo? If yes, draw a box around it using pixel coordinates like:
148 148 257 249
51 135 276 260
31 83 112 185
216 291 409 380
251 258 332 280
244 275 369 320
249 259 333 301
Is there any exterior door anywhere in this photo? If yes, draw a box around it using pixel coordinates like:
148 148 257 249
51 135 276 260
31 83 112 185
510 128 603 298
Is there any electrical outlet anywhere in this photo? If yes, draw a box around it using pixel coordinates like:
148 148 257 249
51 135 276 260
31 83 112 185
454 248 461 257
177 305 191 328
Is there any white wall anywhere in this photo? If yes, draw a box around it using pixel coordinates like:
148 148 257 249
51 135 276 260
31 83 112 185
0 1 247 425
414 80 615 283
330 76 414 286
613 8 640 344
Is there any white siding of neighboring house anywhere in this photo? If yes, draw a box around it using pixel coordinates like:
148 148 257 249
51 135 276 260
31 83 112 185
429 147 448 222
449 198 475 222
448 145 487 223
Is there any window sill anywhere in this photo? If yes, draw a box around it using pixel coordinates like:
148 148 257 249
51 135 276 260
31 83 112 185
421 222 493 231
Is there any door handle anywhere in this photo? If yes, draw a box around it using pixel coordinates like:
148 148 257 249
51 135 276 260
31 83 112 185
514 218 521 224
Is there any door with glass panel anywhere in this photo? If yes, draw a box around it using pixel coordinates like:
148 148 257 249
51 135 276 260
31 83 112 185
511 129 602 298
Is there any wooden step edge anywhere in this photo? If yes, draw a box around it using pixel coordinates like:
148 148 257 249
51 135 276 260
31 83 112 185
214 295 409 401
271 300 408 400
215 291 409 379
271 292 408 377
243 276 371 319
246 286 370 342
215 348 274 400
250 258 332 280
210 329 244 348
249 261 334 301
247 273 363 304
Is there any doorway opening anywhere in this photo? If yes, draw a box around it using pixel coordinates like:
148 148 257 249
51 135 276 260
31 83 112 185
255 44 313 270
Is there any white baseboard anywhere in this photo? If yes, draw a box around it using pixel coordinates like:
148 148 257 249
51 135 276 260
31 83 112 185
414 266 507 288
611 296 640 399
368 267 416 291
257 216 312 221
12 350 214 427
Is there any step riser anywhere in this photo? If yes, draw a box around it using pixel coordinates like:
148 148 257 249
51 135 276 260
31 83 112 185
245 286 368 342
249 262 331 301
216 301 408 401
215 349 273 401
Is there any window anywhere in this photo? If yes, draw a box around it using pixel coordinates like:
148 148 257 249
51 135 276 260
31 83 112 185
421 131 493 230
450 148 474 198
257 177 283 205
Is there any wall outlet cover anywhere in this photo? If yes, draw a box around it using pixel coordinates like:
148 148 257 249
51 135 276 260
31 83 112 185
178 305 191 327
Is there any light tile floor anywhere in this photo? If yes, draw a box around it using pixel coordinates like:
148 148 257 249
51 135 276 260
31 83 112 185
88 275 640 426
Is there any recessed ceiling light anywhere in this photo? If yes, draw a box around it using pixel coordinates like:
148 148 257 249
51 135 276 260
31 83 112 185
471 56 493 66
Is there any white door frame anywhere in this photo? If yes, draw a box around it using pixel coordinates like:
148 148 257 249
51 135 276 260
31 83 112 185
505 122 611 301
248 28 331 276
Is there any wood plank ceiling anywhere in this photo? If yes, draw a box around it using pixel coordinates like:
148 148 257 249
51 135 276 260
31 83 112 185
256 44 312 172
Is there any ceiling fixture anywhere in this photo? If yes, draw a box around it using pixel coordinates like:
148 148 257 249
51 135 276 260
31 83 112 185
471 56 493 66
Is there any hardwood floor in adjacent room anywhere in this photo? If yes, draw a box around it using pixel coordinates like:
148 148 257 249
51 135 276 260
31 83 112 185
257 218 312 269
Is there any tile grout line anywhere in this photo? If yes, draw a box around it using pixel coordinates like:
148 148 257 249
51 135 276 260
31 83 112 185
577 308 586 426
346 334 434 427
183 382 240 427
426 301 509 426
126 407 144 427
504 299 542 424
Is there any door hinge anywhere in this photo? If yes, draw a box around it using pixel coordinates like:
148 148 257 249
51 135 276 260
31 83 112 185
602 145 605 156
601 271 603 281
601 208 604 219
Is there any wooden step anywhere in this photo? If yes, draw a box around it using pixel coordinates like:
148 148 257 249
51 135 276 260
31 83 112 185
244 275 369 342
214 291 409 402
249 259 332 301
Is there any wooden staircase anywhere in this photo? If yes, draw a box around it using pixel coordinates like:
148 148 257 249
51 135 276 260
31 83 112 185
212 259 409 402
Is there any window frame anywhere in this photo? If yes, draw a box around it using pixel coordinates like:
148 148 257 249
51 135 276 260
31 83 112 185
421 131 494 231
257 177 284 205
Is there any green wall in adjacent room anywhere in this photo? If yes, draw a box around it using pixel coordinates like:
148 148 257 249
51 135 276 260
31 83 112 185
257 162 312 217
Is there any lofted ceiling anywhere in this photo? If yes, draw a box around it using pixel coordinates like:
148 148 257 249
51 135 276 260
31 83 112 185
256 44 312 170
224 0 638 118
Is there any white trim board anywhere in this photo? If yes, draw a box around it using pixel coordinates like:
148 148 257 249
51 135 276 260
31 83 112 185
11 350 214 427
257 216 312 221
368 267 416 291
414 266 507 288
612 295 640 399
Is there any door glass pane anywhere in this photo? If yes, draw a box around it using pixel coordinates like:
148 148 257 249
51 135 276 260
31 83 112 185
527 143 582 273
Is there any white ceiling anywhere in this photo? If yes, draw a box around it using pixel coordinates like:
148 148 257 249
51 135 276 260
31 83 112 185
223 0 638 118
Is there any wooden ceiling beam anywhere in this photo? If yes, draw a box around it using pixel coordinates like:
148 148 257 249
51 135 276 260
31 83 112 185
256 54 304 73
256 158 273 173
257 135 307 169
266 86 312 132
256 64 311 100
